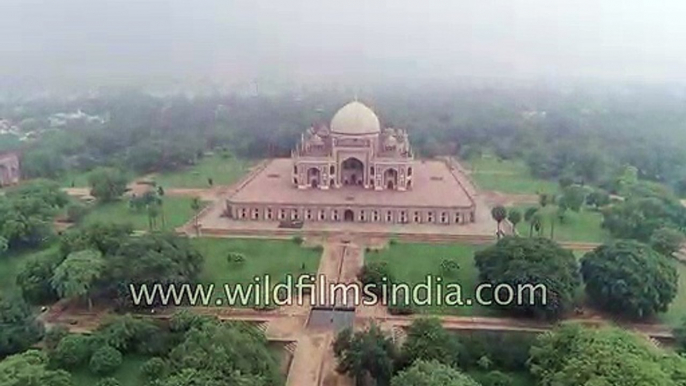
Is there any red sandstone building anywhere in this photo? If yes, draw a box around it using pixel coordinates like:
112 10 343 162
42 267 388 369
226 101 476 225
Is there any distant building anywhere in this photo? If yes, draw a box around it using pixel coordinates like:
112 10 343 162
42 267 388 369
226 101 476 225
0 152 20 186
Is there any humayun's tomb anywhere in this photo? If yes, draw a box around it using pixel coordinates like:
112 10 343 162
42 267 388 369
225 101 476 225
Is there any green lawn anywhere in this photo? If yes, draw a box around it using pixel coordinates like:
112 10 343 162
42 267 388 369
82 197 201 231
192 238 322 306
509 205 610 243
366 243 491 316
463 154 558 195
661 260 686 325
153 155 253 189
71 355 148 386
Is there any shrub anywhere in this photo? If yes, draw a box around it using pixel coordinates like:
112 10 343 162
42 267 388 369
96 378 121 386
478 370 514 386
141 357 168 381
440 259 460 276
292 235 304 245
52 334 93 369
66 203 89 223
226 252 246 265
44 325 69 350
89 345 123 375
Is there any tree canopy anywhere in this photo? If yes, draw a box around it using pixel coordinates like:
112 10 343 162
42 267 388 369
391 360 481 386
474 236 581 319
581 240 678 319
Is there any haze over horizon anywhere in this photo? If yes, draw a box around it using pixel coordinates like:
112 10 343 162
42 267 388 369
3 0 686 91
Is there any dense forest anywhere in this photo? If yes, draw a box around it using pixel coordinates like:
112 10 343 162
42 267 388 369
2 83 686 196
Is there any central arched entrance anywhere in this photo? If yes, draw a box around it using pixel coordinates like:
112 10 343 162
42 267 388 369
384 168 398 190
343 209 354 222
341 157 364 186
307 167 321 188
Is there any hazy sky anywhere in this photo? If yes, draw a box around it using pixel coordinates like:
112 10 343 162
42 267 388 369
2 0 686 88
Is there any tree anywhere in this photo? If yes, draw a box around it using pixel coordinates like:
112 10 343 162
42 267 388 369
51 249 105 310
95 378 120 386
391 360 480 386
529 323 686 386
0 236 8 256
0 350 73 386
490 206 507 237
166 319 281 385
52 334 93 369
558 185 586 212
16 252 62 305
89 346 123 375
398 318 461 369
66 203 89 223
581 240 678 319
0 293 45 357
650 227 685 257
586 189 611 209
333 324 396 386
147 200 161 230
88 167 128 202
358 261 394 298
141 357 169 381
507 209 522 233
190 197 202 236
474 237 581 319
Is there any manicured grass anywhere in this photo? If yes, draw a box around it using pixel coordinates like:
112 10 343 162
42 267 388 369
153 155 253 189
509 205 610 243
660 260 686 325
71 355 148 386
82 197 201 231
0 246 58 296
463 154 558 195
365 242 490 316
192 238 322 305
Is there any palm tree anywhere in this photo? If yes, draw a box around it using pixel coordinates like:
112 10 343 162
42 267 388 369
491 206 508 238
507 209 522 235
191 197 202 236
147 202 160 231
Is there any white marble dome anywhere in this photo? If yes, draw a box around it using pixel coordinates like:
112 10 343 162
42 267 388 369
330 101 381 136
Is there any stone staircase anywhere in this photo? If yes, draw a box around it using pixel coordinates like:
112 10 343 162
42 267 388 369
284 341 299 355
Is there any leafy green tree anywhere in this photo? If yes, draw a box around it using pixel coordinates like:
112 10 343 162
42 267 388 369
333 324 396 386
59 222 133 257
474 237 581 319
0 293 45 357
490 206 507 237
529 323 686 386
66 203 89 223
16 252 62 304
89 345 123 375
586 189 611 209
507 209 522 232
52 334 93 369
94 314 167 355
141 357 169 381
190 197 202 235
88 167 129 202
0 350 73 386
558 185 586 212
581 240 678 319
166 319 281 385
51 249 105 310
95 378 120 386
391 360 480 386
398 318 460 369
650 227 685 257
358 261 394 297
